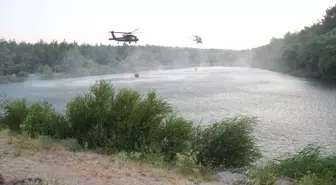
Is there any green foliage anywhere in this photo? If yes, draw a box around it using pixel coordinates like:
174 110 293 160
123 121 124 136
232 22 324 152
1 80 262 172
22 101 58 138
3 99 29 132
193 116 261 169
0 39 246 83
243 164 279 185
252 4 336 81
65 80 116 150
16 71 29 77
249 165 278 185
157 116 194 161
271 144 336 180
66 80 173 154
2 99 71 139
246 145 336 185
36 136 83 152
0 115 4 131
296 170 335 185
4 80 336 182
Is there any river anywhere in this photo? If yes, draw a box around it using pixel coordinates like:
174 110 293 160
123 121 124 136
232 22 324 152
1 66 336 159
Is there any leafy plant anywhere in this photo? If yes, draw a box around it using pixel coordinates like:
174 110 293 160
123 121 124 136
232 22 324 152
193 116 261 169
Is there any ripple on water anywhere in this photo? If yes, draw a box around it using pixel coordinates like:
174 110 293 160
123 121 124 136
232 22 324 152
1 66 336 158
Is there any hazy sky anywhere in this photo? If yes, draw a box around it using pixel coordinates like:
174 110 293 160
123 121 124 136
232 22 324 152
0 0 335 50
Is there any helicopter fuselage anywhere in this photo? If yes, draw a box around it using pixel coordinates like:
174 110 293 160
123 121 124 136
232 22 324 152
192 35 202 44
193 38 202 44
109 31 138 44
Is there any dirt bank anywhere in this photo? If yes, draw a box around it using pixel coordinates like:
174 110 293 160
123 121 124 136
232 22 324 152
0 136 221 185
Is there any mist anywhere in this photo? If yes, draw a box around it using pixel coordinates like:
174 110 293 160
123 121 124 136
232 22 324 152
0 39 254 84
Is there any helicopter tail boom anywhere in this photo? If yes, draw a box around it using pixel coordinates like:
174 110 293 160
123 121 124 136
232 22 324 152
109 31 117 40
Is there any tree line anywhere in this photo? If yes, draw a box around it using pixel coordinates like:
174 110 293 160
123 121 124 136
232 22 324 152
251 4 336 81
0 39 252 83
4 3 335 84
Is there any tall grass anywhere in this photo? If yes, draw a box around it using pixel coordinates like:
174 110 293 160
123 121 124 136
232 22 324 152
0 80 261 175
246 145 336 185
272 144 336 179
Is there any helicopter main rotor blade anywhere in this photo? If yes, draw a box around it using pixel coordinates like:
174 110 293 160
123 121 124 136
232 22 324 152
130 28 139 34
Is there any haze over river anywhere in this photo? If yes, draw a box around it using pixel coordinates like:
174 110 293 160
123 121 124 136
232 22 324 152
1 66 336 159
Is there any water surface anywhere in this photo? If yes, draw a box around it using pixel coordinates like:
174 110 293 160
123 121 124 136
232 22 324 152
1 66 336 158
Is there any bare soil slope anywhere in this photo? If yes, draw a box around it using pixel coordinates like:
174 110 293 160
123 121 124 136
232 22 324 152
0 136 211 185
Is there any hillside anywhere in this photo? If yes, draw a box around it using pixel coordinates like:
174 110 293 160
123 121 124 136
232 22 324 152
0 134 219 185
251 4 336 81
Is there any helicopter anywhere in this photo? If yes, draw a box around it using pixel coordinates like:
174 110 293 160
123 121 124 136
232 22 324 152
191 35 203 44
108 28 140 44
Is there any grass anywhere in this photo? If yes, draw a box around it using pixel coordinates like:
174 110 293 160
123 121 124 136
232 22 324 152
1 130 83 154
240 145 336 185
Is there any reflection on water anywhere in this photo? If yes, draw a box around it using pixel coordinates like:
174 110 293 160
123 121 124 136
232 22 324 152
1 66 336 158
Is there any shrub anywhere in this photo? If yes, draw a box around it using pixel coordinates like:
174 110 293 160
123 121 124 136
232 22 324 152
22 101 57 138
157 116 194 161
1 80 264 174
271 144 336 180
247 163 278 185
47 113 72 139
0 117 4 131
22 101 71 139
36 136 83 152
2 98 70 139
193 116 261 169
246 145 336 185
66 80 173 153
17 71 29 78
111 89 172 153
3 99 29 133
296 170 335 185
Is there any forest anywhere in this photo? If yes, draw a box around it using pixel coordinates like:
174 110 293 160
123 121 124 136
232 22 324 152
251 4 336 81
0 38 252 84
2 4 336 84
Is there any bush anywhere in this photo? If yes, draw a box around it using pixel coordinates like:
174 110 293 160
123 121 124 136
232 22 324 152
0 116 4 131
296 170 335 185
66 80 173 153
3 99 29 133
2 99 70 139
1 80 263 172
271 144 336 180
47 113 72 139
157 116 194 161
22 101 71 139
193 116 261 169
22 101 57 138
246 145 336 185
16 71 29 78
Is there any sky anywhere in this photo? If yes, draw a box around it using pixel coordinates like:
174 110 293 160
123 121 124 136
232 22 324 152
0 0 336 50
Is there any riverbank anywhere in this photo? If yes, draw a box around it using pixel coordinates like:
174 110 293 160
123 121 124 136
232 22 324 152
0 131 218 185
1 80 336 185
2 130 336 185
